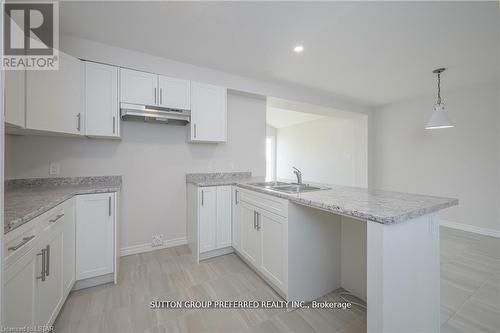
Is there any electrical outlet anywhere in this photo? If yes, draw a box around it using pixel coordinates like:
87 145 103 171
152 233 164 247
49 162 60 175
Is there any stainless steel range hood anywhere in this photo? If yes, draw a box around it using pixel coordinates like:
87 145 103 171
120 103 190 125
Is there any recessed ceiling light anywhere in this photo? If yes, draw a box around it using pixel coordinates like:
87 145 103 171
293 45 304 53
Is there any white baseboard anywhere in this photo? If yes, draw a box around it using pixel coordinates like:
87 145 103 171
120 237 187 256
440 220 500 238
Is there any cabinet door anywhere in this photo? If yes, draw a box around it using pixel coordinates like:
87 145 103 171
199 187 217 253
62 202 76 295
5 249 37 327
36 229 64 326
216 186 232 248
26 51 84 135
239 202 260 267
190 82 227 142
76 193 114 280
259 210 287 292
158 75 190 110
120 68 157 105
232 188 241 251
85 62 119 137
5 70 25 127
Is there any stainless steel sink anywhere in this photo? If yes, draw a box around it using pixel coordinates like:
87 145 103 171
249 181 329 193
249 181 289 188
270 184 329 193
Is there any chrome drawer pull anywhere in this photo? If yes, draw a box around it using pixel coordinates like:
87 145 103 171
8 235 35 251
45 245 50 277
49 213 64 223
37 248 46 281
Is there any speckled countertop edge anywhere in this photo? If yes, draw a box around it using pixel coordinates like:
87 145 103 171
5 176 122 234
186 173 458 225
236 182 458 225
186 172 252 186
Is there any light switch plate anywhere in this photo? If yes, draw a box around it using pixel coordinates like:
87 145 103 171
49 162 60 175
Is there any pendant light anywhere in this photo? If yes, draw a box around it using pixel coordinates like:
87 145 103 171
425 68 454 129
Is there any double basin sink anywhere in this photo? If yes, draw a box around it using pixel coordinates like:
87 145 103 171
249 181 330 194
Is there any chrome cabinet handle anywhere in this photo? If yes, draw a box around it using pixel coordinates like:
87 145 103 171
45 245 50 277
160 88 163 104
49 213 64 223
235 190 238 205
194 124 197 139
113 116 116 134
8 235 35 252
108 196 112 216
201 190 204 206
77 113 81 131
253 211 256 229
154 87 157 104
37 248 46 281
256 212 261 230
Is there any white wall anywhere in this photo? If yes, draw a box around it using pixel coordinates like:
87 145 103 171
372 82 500 233
276 116 368 187
61 35 370 115
6 92 266 249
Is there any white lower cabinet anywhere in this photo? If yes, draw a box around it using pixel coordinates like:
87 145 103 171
199 187 217 252
198 186 232 253
4 192 117 329
35 226 64 326
5 249 37 327
187 184 233 261
259 210 287 292
234 188 288 295
239 201 260 267
4 199 73 328
62 205 76 295
76 193 115 280
232 188 241 251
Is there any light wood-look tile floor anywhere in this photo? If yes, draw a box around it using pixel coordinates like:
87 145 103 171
54 226 499 333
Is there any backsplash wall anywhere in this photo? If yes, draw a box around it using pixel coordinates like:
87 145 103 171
5 92 266 249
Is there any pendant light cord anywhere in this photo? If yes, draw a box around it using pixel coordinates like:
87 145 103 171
437 72 441 105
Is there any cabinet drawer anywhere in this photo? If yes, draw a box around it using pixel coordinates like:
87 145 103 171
237 187 288 218
4 227 36 265
4 199 74 265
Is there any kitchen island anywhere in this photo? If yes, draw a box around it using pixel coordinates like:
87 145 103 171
187 172 458 333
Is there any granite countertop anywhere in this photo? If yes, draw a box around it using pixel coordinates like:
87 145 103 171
186 172 458 225
5 176 122 234
186 172 252 186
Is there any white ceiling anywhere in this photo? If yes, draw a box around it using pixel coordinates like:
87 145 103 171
267 107 326 129
60 1 499 107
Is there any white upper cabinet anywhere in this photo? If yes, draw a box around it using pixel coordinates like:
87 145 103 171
158 75 191 110
190 82 227 143
120 68 191 111
120 68 157 106
85 62 119 137
5 70 26 128
26 51 84 135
